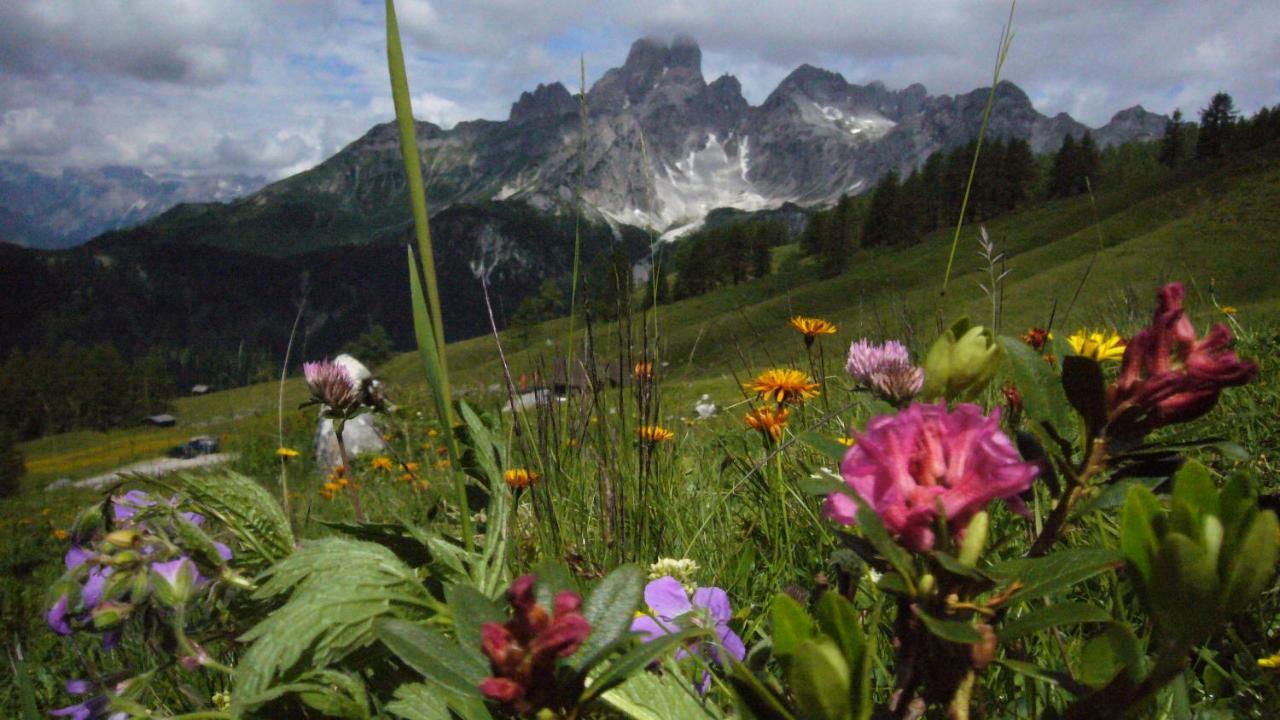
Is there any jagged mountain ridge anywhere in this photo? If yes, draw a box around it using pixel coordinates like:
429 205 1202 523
0 161 265 249
205 36 1164 253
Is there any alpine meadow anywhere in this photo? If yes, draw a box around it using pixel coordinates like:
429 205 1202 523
4 2 1280 719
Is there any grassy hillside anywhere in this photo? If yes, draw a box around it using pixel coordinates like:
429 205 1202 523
11 142 1278 495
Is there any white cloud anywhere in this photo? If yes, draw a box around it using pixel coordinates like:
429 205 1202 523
0 1 1276 179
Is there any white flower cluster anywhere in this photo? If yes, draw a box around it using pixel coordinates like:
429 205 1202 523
648 557 700 593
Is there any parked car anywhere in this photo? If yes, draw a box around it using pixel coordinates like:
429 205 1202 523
166 435 220 459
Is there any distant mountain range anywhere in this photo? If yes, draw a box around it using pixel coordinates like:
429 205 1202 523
0 162 264 249
3 36 1167 255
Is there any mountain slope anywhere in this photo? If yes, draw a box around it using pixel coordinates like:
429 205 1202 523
128 37 1164 257
0 161 264 249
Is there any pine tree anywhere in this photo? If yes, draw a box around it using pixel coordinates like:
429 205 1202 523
1159 109 1184 167
862 171 901 247
999 138 1036 210
1077 132 1101 193
749 227 772 279
1196 92 1237 160
1047 133 1078 199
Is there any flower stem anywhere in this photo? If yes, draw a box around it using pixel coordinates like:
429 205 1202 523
1027 439 1107 557
333 427 365 522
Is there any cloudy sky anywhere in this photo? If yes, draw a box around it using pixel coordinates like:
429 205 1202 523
1 0 1276 180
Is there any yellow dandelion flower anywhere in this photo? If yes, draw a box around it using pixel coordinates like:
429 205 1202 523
53 528 70 540
370 456 394 472
1067 330 1127 362
745 368 820 405
1259 653 1280 669
635 425 675 443
744 406 789 441
504 468 541 489
789 316 838 342
836 436 855 447
633 361 654 381
1221 305 1238 315
276 446 300 458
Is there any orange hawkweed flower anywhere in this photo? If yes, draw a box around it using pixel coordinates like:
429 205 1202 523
633 361 654 381
504 468 541 489
745 369 820 405
790 316 838 345
635 425 675 443
744 407 789 441
370 456 394 472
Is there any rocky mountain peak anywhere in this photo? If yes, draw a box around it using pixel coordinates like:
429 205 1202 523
509 82 576 124
776 64 849 98
589 36 706 110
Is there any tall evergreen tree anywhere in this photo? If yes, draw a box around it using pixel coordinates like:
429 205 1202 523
1196 92 1237 160
1159 109 1184 167
998 138 1036 210
1047 133 1079 198
0 425 25 498
862 171 901 247
1077 132 1101 193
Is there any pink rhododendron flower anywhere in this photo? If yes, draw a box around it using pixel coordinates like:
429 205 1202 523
1107 282 1257 439
824 402 1038 552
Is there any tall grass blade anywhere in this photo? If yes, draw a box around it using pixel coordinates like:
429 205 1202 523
940 0 1017 295
387 0 470 547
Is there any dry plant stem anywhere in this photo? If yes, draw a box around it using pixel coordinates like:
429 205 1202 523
277 295 306 523
1027 439 1108 557
333 427 365 522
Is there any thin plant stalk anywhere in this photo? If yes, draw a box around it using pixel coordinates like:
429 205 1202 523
332 426 365 522
276 294 306 524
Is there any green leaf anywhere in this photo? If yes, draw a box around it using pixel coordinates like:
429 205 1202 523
770 593 817 658
1073 623 1141 688
601 663 724 720
532 559 578 609
296 670 371 719
999 602 1112 641
850 496 915 585
1120 484 1163 587
574 564 645 671
998 335 1073 436
994 658 1061 686
6 645 40 720
385 683 452 720
375 618 487 697
796 472 844 497
913 607 983 644
1170 460 1217 535
232 538 436 713
930 550 993 583
1061 355 1107 437
1221 510 1278 614
813 592 865 668
987 548 1124 604
797 431 852 463
141 469 294 569
1150 533 1220 643
584 629 707 700
788 638 852 720
446 583 504 664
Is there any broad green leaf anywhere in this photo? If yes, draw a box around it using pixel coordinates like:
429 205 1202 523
1073 623 1141 688
446 583 504 664
994 658 1061 685
998 335 1073 436
998 602 1111 641
142 470 293 569
852 497 915 585
575 564 645 671
532 559 578 609
1061 355 1106 437
814 592 865 668
931 550 993 583
788 638 852 720
375 618 486 697
913 607 983 644
987 548 1124 604
1150 533 1219 643
1120 484 1163 587
601 663 724 720
797 431 852 463
296 670 371 719
771 593 817 658
1221 510 1278 614
386 683 451 720
1170 460 1217 537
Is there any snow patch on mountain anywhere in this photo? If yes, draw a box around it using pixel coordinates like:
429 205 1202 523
647 133 775 228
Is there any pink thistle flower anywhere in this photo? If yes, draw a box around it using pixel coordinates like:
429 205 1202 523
868 365 925 403
847 339 924 402
303 360 360 414
824 402 1038 552
1107 283 1257 439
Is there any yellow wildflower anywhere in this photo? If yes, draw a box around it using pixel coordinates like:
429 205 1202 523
789 316 838 344
53 529 70 540
836 436 855 447
1067 330 1127 362
370 456 394 472
635 425 675 443
428 428 440 438
402 462 419 473
1221 305 1238 315
434 459 451 470
633 362 654 381
276 446 300 458
1259 653 1280 669
746 369 820 405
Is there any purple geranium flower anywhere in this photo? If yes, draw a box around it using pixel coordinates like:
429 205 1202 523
631 577 745 690
47 593 72 635
50 679 126 720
